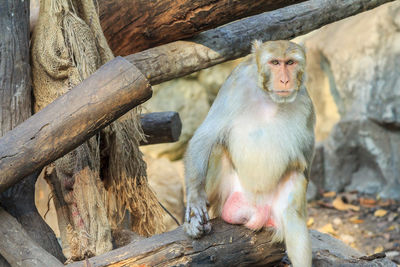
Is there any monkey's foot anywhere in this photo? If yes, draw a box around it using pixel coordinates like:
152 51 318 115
184 199 211 238
221 191 275 230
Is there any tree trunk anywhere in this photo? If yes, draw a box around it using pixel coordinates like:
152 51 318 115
66 219 396 267
0 0 64 263
98 0 306 56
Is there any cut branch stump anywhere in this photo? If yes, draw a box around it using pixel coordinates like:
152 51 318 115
140 112 182 145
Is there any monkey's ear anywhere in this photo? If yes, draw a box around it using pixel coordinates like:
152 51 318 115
251 40 263 53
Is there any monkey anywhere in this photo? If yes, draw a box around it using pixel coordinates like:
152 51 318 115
183 40 315 267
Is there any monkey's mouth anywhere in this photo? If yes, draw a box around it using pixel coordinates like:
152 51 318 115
273 90 293 97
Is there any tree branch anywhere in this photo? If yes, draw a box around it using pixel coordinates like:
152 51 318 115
98 0 306 55
0 208 63 267
66 219 396 267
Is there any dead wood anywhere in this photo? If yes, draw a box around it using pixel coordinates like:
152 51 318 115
140 112 182 145
98 0 306 55
67 220 396 267
67 219 286 267
0 207 63 267
0 57 151 194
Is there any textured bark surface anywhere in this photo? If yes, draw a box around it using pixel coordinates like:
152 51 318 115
126 0 396 86
0 57 152 193
67 220 396 267
0 208 63 267
68 219 286 267
0 0 64 263
140 112 182 145
99 0 306 56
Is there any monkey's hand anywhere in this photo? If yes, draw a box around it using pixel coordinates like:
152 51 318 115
184 193 211 238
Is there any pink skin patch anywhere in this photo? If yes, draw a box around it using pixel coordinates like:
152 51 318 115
221 191 275 230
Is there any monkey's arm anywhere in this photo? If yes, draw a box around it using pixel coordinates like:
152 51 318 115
184 125 222 238
183 92 232 238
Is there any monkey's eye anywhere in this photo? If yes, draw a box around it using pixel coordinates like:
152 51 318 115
270 60 279 65
286 60 295 65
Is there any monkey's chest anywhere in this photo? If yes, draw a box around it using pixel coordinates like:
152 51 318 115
229 115 307 193
221 191 275 230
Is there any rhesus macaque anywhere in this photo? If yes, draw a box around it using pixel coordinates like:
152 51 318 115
184 40 315 267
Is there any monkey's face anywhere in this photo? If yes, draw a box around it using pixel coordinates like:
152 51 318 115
253 40 306 103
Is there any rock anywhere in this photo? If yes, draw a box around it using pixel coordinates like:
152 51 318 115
304 2 400 198
311 230 396 267
198 59 241 104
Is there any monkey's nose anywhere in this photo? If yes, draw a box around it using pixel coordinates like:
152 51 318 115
280 79 289 85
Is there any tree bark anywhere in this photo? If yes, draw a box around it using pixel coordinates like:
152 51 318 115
99 0 306 56
66 220 396 267
126 0 396 86
0 56 152 194
68 219 286 267
0 0 64 263
140 112 182 145
0 207 63 267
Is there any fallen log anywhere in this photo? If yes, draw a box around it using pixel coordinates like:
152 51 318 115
67 219 396 267
0 0 394 193
0 207 63 267
140 112 182 145
98 0 306 55
0 57 151 193
126 0 395 85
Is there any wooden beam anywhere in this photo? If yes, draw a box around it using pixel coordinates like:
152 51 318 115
140 112 182 145
99 0 306 56
126 0 395 85
0 57 151 193
0 207 63 267
67 219 286 267
66 219 396 267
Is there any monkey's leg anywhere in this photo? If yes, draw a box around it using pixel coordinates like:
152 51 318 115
273 172 311 267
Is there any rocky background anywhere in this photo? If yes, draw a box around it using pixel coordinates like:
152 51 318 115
139 1 400 230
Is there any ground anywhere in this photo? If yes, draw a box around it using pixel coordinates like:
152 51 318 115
307 192 400 264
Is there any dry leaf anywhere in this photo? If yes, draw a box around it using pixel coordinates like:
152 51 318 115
332 196 360 211
374 209 388 217
307 217 314 227
359 197 377 207
349 216 364 224
323 191 336 198
318 223 337 236
387 225 396 231
374 245 384 254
